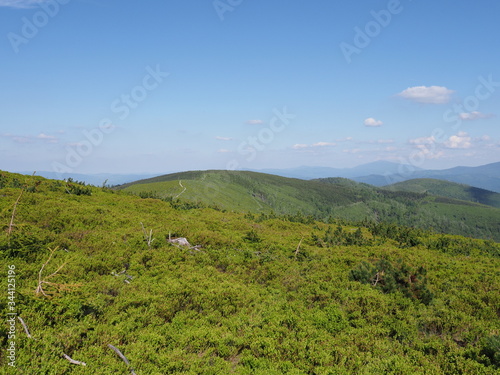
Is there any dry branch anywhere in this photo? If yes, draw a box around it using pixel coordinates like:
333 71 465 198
8 188 24 235
7 172 36 236
140 222 155 248
294 237 304 260
63 353 87 366
35 247 80 297
17 316 33 339
108 344 137 375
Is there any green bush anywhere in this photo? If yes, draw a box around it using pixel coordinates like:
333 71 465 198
349 258 433 304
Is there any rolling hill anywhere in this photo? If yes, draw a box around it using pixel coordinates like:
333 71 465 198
117 170 500 241
251 161 500 193
385 179 500 208
355 161 500 193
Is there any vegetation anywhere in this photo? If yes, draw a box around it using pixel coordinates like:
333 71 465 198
118 170 500 241
1 170 499 374
385 178 500 208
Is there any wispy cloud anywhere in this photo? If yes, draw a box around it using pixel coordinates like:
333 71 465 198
312 142 336 147
363 117 383 127
398 85 454 104
459 111 494 121
2 132 59 144
0 0 46 9
215 136 233 141
342 148 361 154
409 135 435 145
245 119 264 125
37 133 58 143
292 141 336 150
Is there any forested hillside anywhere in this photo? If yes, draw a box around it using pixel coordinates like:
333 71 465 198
1 171 499 374
118 170 500 242
385 179 500 208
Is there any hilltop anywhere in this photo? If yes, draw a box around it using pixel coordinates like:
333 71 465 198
251 161 500 193
1 170 499 373
385 179 500 209
118 170 500 242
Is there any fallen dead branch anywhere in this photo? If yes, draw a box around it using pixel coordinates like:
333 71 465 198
63 353 87 366
8 188 24 235
108 344 137 375
17 316 34 339
35 247 81 297
294 237 304 260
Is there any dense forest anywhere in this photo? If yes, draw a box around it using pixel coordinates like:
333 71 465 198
1 171 499 374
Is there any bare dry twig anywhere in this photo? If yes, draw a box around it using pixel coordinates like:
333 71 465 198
35 247 81 297
63 353 87 366
108 344 137 375
141 222 155 249
17 316 34 339
294 237 304 260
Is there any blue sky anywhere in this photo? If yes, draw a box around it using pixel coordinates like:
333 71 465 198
1 0 499 174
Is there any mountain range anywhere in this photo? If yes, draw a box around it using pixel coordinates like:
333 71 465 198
21 160 499 192
255 161 500 193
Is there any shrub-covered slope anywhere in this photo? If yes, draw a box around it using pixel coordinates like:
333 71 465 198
1 171 499 374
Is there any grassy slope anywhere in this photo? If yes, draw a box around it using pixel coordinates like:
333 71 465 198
118 171 500 241
1 171 499 374
385 178 500 208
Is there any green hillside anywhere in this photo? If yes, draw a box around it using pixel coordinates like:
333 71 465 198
385 179 500 208
118 170 500 242
1 170 500 374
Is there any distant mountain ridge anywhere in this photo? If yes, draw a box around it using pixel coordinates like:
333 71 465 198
254 161 500 193
254 161 423 180
19 160 500 192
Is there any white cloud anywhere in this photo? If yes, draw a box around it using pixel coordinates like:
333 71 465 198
215 136 232 141
3 132 58 144
293 142 336 150
37 133 58 143
0 0 46 8
479 135 491 141
217 149 231 153
444 131 472 149
378 139 394 144
312 142 336 147
245 119 264 125
416 146 445 159
398 86 454 104
459 111 493 121
342 148 361 154
364 117 383 127
409 135 435 145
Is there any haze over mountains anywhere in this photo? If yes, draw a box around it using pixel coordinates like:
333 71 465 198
255 161 500 193
22 160 500 192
